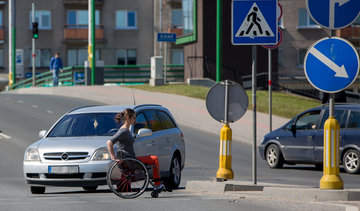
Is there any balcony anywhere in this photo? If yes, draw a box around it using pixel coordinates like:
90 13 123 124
63 0 103 6
337 26 360 42
168 27 183 37
64 25 104 42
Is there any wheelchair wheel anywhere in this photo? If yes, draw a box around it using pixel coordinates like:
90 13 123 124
107 158 149 199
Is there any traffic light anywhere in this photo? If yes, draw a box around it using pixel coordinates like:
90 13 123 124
32 22 39 39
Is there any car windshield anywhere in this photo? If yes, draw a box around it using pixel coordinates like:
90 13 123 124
47 113 121 137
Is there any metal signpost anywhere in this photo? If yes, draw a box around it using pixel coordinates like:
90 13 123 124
232 0 278 185
157 33 176 84
263 3 283 132
305 0 360 189
206 80 248 181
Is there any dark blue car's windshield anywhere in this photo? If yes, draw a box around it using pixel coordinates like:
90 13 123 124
47 113 121 137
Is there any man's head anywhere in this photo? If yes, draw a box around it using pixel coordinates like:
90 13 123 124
55 52 60 58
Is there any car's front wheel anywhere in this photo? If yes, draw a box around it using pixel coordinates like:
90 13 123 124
266 144 284 168
164 155 181 189
343 149 360 174
30 186 45 194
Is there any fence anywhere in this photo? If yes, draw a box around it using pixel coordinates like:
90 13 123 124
10 64 184 90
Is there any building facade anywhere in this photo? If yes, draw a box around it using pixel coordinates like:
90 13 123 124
0 0 158 82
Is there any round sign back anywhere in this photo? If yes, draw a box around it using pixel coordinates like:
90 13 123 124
206 81 248 123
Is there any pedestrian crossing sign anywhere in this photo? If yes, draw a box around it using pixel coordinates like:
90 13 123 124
232 0 278 45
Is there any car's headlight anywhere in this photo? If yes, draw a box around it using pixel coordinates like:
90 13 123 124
91 147 111 161
24 148 41 162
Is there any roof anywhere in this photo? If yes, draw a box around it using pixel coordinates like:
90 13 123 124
68 104 162 114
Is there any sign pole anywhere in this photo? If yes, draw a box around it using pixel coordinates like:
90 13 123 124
268 48 272 132
32 3 35 87
252 45 257 185
164 41 167 84
8 0 16 88
216 80 234 181
216 0 222 82
319 29 343 189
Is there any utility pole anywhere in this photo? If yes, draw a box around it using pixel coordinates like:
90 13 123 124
88 0 95 85
32 3 36 87
8 0 15 87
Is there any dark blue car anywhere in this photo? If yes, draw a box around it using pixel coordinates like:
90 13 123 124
259 104 360 174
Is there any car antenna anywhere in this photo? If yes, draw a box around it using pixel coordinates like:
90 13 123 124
130 83 136 105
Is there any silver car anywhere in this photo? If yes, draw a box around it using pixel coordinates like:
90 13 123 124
23 104 185 194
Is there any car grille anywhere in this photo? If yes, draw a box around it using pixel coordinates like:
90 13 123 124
45 173 85 179
43 152 89 160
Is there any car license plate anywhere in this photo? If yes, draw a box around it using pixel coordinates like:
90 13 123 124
48 166 79 174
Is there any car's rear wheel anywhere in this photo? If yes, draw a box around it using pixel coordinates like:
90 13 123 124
82 186 98 191
343 149 360 174
30 186 45 194
164 155 181 189
266 144 284 168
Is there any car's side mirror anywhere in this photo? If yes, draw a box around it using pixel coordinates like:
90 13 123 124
137 128 152 138
291 124 296 133
39 130 47 138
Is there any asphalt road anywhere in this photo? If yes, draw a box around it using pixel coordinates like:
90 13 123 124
0 93 359 210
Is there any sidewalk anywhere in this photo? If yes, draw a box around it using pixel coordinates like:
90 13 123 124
8 85 289 146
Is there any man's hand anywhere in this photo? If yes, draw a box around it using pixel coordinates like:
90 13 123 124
60 69 63 73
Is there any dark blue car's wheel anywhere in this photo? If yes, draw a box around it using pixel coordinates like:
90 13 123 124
343 149 360 174
266 144 284 168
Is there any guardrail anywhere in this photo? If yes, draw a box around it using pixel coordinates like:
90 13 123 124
10 64 184 90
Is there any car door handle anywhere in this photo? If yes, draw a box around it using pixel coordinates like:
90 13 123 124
306 136 312 141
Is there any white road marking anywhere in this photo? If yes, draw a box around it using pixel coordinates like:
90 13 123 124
17 100 24 104
46 110 53 114
32 105 39 108
0 133 11 139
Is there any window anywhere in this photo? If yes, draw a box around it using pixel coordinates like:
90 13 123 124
177 0 197 44
143 110 163 132
347 111 360 129
116 11 137 29
116 49 136 65
172 9 183 28
319 110 346 129
67 49 99 66
29 10 51 29
157 111 176 129
48 113 118 137
297 49 307 68
134 112 150 134
67 10 100 28
0 49 3 67
295 110 321 130
0 11 3 26
297 8 319 29
171 49 184 65
30 49 51 67
183 0 194 35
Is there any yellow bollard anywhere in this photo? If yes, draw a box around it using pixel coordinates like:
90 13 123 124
320 116 343 189
216 124 234 180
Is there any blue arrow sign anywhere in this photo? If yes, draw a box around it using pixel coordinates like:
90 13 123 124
157 33 177 42
306 0 360 29
232 0 278 45
304 37 360 93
